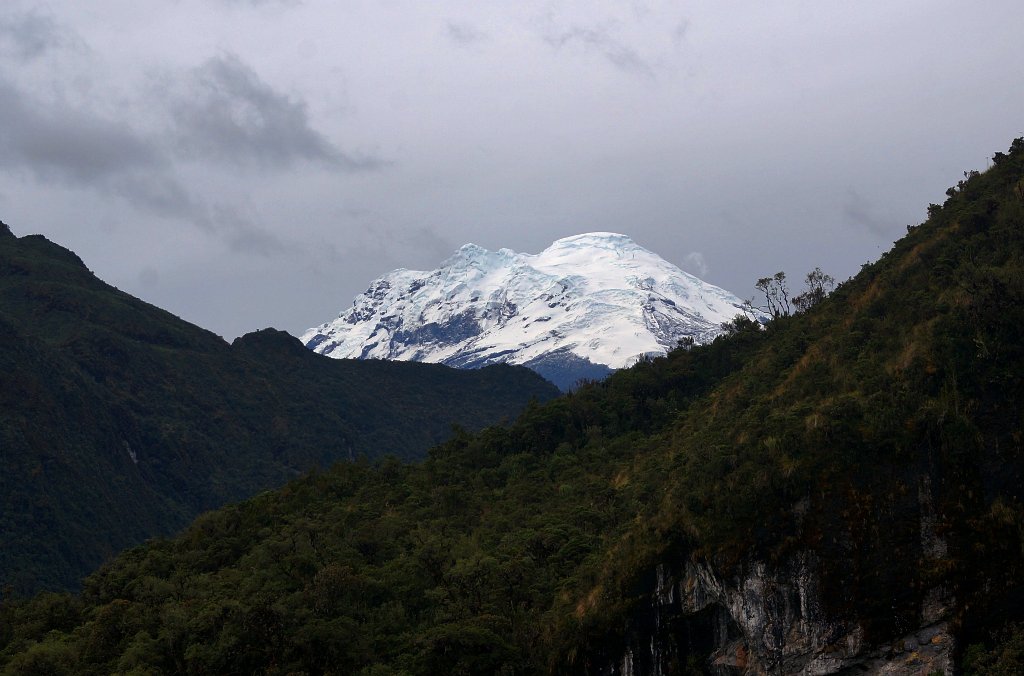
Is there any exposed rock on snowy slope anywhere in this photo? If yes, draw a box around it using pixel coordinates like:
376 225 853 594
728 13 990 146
303 233 759 389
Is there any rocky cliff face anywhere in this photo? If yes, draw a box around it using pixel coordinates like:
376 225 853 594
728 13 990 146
592 557 954 676
590 479 957 675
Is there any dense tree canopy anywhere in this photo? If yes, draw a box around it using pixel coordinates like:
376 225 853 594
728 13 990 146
0 235 557 594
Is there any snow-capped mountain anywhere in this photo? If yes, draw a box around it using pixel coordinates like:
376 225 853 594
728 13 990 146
302 233 758 389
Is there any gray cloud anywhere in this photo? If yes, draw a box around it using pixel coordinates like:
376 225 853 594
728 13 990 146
138 267 159 288
0 2 1020 341
843 189 893 236
0 76 211 227
671 19 689 46
402 226 458 264
110 173 191 214
349 224 458 272
218 0 302 6
0 79 162 185
543 26 655 78
0 9 66 61
684 251 709 277
211 204 298 256
226 226 293 256
110 177 294 258
446 21 488 46
168 54 383 171
0 75 295 258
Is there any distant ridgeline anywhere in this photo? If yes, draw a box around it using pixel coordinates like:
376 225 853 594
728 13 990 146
3 139 1024 674
0 231 558 594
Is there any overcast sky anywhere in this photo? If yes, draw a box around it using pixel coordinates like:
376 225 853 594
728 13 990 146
1 1 1021 339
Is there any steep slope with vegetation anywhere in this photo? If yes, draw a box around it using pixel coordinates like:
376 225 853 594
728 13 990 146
2 138 1023 674
0 229 558 595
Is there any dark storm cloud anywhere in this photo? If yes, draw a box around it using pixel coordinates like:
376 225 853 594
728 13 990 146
543 26 654 78
0 9 66 61
446 22 488 46
168 55 383 171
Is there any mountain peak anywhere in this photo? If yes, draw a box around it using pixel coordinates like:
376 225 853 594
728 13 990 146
450 233 641 264
548 232 637 249
456 242 487 255
303 233 760 389
443 241 515 269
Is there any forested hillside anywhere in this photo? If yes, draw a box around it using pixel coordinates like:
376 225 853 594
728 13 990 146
0 229 558 594
2 138 1024 673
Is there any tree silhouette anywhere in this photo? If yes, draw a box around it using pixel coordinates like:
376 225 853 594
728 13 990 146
793 267 836 313
755 271 790 319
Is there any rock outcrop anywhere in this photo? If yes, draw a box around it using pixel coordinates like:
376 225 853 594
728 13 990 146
593 477 958 675
594 555 954 675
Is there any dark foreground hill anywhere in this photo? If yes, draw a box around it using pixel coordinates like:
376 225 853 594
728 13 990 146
0 228 559 595
3 138 1024 674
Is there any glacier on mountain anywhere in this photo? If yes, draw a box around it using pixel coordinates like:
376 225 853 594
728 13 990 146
302 233 759 389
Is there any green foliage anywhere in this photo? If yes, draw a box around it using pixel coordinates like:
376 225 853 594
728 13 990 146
0 236 558 595
3 138 1024 672
792 267 836 313
963 624 1024 675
